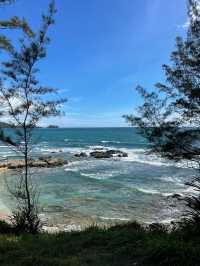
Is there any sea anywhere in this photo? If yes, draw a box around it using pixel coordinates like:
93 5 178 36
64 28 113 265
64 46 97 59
0 127 197 230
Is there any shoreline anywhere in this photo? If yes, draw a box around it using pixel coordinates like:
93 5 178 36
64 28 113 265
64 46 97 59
0 146 188 233
0 206 179 233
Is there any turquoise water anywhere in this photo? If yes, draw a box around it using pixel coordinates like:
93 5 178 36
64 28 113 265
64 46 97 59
0 128 196 227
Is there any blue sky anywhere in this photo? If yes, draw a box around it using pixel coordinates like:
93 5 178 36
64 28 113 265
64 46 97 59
1 0 188 127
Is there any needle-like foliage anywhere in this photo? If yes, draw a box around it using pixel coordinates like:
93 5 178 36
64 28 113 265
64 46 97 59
0 0 34 51
0 1 66 233
124 0 200 221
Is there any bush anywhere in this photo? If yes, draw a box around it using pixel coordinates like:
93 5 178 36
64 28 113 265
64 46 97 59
0 220 13 234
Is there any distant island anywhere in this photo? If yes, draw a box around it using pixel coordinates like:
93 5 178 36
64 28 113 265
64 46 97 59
47 125 59 128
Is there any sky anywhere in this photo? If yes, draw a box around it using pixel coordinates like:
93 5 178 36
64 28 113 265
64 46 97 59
0 0 189 127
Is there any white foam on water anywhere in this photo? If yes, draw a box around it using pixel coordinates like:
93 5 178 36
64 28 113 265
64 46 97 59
34 142 173 169
136 188 161 195
64 224 81 232
159 176 185 187
80 170 118 180
99 216 130 221
64 168 79 173
120 148 171 167
182 186 200 196
136 188 181 197
160 176 180 183
65 160 97 171
80 172 106 179
160 218 177 224
118 148 198 169
136 185 200 198
40 147 86 154
101 140 121 144
161 192 176 197
88 145 106 150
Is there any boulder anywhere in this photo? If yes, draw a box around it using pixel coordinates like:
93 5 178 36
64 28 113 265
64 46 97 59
106 150 128 158
90 151 112 159
74 152 87 158
89 150 128 159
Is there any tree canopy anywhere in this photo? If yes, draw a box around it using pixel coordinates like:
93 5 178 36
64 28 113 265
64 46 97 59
125 0 200 164
125 0 200 219
0 1 66 233
0 0 33 51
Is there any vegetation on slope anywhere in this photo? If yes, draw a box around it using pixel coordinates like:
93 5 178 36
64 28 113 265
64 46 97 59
0 220 199 266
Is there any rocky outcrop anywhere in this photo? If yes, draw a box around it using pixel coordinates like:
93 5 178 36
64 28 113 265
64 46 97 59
74 152 88 158
90 150 128 159
0 156 68 170
74 149 128 159
90 151 111 159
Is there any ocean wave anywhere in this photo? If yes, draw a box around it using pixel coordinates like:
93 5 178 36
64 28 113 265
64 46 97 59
101 140 121 144
64 168 79 173
88 145 106 150
99 216 130 221
40 148 65 153
159 218 177 224
161 192 176 197
64 139 83 143
159 176 185 186
64 160 97 173
63 146 193 174
120 148 171 167
0 151 13 154
120 148 198 169
80 172 105 179
136 188 161 195
36 142 166 168
136 188 180 197
40 147 86 154
15 139 200 170
136 185 200 198
182 186 200 196
80 170 118 180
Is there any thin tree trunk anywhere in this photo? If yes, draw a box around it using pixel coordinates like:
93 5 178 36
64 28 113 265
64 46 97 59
23 126 32 230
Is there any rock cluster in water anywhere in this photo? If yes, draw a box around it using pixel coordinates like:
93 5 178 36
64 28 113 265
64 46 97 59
0 149 128 171
0 156 68 170
74 149 128 159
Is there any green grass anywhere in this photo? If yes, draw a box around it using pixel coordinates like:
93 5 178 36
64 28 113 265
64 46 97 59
0 221 200 266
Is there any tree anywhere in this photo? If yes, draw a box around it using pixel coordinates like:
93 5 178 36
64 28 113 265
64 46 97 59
124 0 200 221
0 0 33 51
0 1 66 233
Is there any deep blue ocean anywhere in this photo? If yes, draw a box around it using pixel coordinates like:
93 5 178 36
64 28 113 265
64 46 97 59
0 128 196 229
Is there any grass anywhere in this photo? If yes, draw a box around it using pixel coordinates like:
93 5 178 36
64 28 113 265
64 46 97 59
0 221 200 265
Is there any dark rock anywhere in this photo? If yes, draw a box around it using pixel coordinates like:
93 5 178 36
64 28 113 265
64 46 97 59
171 193 182 199
74 152 87 158
90 150 128 159
90 151 112 159
38 156 52 161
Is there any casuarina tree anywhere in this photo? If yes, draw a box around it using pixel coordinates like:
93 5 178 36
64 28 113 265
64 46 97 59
0 0 33 51
0 1 66 233
124 0 200 221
